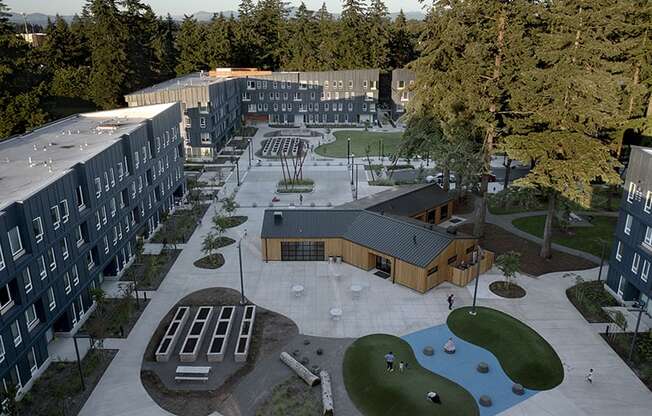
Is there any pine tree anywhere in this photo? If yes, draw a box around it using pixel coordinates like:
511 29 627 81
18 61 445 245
339 0 368 69
175 15 208 75
282 2 320 70
389 10 417 69
366 0 390 70
206 13 232 69
233 0 258 67
152 14 179 82
253 0 288 69
121 0 159 92
315 2 338 70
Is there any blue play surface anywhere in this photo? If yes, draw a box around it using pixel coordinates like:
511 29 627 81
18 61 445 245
402 325 538 416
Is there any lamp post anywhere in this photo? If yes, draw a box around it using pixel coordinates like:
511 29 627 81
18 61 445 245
234 157 240 186
238 239 246 305
470 246 483 316
73 334 90 391
627 302 647 363
347 138 351 166
355 164 359 199
350 154 355 185
597 239 608 282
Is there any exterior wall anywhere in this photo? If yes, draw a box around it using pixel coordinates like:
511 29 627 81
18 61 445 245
241 69 380 126
0 104 185 395
391 68 416 119
261 238 341 260
606 147 652 312
410 201 454 225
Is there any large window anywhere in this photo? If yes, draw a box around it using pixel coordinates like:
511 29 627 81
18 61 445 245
644 226 652 249
8 227 24 258
32 217 44 243
624 214 633 235
0 285 13 313
51 205 61 229
25 304 38 330
280 241 325 261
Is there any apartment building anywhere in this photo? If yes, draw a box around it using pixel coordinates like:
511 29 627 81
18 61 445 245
0 103 185 396
391 68 416 118
607 146 652 315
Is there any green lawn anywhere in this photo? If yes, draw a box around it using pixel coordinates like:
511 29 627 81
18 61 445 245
343 334 479 416
512 215 616 257
447 307 564 390
315 130 403 158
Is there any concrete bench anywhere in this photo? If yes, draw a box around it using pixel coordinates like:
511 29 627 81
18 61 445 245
174 375 209 382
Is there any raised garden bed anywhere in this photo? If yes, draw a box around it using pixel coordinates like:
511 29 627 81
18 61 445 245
193 253 225 269
151 204 209 244
81 298 150 339
179 307 214 362
566 280 618 323
120 249 181 290
207 306 236 362
155 306 190 362
489 281 526 298
235 305 256 362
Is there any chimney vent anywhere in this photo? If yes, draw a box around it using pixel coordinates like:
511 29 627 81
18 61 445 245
273 211 283 224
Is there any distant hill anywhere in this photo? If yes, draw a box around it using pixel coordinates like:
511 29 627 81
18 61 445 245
10 9 425 28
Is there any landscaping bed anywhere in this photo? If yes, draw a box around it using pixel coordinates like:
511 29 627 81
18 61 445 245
151 204 209 244
601 332 652 391
566 280 618 323
223 215 248 228
81 298 150 338
448 307 564 390
194 253 226 269
18 349 117 416
512 215 616 258
276 179 315 194
255 376 321 416
120 249 181 290
489 281 526 298
458 223 597 276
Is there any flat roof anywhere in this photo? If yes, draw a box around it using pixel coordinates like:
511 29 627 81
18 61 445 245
126 72 230 96
0 103 176 210
261 209 468 268
337 183 452 217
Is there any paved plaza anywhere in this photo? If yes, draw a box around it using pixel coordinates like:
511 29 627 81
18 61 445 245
78 130 652 416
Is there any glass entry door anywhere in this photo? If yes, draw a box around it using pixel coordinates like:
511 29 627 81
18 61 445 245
375 256 392 274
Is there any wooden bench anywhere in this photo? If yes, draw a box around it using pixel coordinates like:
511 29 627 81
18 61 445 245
175 366 211 383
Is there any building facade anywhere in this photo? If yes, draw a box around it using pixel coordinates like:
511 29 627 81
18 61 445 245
0 103 185 396
606 146 652 315
391 68 416 119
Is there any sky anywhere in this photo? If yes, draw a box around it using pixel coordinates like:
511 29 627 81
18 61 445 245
6 0 426 15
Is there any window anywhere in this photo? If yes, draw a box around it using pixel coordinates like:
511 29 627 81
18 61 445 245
348 80 353 89
401 91 409 101
27 348 38 374
104 172 109 191
273 81 278 89
25 304 38 330
51 205 61 229
632 253 641 273
110 168 115 187
47 287 56 311
8 226 24 258
616 241 623 261
47 247 56 271
63 272 71 294
398 80 405 89
117 162 124 180
72 265 79 285
447 255 458 265
94 177 102 197
110 198 117 217
22 268 32 294
645 226 652 249
200 117 206 128
280 241 325 261
0 336 4 363
86 250 95 270
338 80 343 89
371 80 377 90
642 261 650 282
627 182 637 203
33 217 44 242
134 151 140 169
75 186 86 211
247 80 255 89
363 80 368 89
427 266 438 276
0 285 13 313
113 227 118 245
61 200 69 222
119 190 126 208
37 255 47 278
0 245 4 270
625 214 633 235
103 236 109 254
10 320 21 346
645 191 652 213
75 225 85 247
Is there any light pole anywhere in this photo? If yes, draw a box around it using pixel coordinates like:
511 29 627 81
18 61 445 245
238 239 246 305
470 246 483 316
627 302 647 363
355 164 359 199
347 138 351 166
350 154 355 185
73 334 91 391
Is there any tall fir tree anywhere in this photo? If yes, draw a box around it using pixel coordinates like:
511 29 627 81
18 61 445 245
366 0 390 70
206 13 232 69
233 0 259 67
282 2 320 70
315 2 338 70
152 14 179 82
388 10 417 69
339 0 368 69
121 0 159 92
175 15 208 75
253 0 288 69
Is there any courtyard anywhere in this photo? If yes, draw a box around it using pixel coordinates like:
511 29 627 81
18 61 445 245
315 130 403 158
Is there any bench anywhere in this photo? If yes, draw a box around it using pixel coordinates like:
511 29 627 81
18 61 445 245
175 365 211 383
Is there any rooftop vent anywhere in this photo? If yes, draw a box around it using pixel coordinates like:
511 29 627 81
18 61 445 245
413 234 417 245
446 227 457 235
273 211 283 224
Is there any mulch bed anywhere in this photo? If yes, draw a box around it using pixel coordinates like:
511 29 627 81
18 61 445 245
151 204 209 244
120 249 181 291
459 223 597 276
80 298 150 338
489 281 526 298
255 376 321 416
141 288 299 416
566 281 618 323
19 349 118 416
193 253 225 269
224 215 248 228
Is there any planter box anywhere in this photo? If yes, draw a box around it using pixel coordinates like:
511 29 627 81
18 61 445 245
207 306 236 362
234 305 256 363
179 306 214 362
155 306 190 362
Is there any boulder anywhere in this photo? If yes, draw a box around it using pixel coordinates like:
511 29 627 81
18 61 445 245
479 395 492 407
477 362 489 373
512 383 525 395
423 346 434 356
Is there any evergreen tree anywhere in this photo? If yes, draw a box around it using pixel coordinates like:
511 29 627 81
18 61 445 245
206 13 232 69
315 2 338 70
152 14 179 82
282 2 320 70
233 0 258 67
175 15 208 75
389 10 417 69
339 0 368 69
121 0 159 92
86 0 129 109
253 0 288 69
366 0 390 70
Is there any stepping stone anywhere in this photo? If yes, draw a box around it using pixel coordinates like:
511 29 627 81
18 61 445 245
477 362 489 373
512 383 525 395
423 346 434 356
479 395 492 407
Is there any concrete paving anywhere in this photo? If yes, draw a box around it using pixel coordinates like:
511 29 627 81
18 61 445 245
79 133 652 416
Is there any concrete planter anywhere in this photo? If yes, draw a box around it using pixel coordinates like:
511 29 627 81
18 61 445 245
155 306 190 362
179 306 214 362
234 305 256 362
207 306 236 362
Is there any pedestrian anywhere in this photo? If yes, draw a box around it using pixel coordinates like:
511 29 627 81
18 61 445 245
399 361 405 373
447 294 455 310
299 194 303 205
426 391 442 404
384 351 395 372
585 369 594 384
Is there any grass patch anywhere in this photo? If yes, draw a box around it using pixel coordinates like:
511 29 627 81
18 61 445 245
566 280 618 323
120 249 181 290
255 376 321 416
512 215 616 257
601 332 652 391
193 253 225 269
315 130 403 158
151 205 209 244
447 307 563 390
343 334 479 416
81 298 149 338
18 349 117 416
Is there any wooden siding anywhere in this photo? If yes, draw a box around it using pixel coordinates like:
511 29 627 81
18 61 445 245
409 200 454 225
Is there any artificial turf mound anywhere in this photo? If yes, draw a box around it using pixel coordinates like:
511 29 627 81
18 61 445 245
343 334 479 416
447 307 564 390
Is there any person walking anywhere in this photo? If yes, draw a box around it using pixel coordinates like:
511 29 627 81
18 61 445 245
585 369 594 384
384 351 395 372
399 361 405 373
299 194 303 206
447 294 455 310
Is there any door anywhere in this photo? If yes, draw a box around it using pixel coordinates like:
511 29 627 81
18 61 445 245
280 241 325 261
376 256 392 274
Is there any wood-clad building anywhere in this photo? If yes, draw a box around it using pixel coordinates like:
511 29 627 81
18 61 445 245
261 209 491 293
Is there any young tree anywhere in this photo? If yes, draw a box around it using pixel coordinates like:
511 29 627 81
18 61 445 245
495 251 521 288
202 232 220 257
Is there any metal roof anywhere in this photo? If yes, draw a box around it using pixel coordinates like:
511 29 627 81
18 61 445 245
336 183 452 217
261 209 461 268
